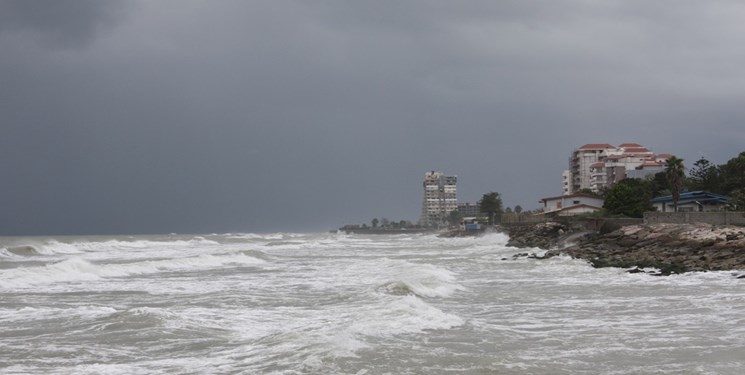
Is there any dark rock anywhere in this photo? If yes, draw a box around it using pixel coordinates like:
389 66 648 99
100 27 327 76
524 223 745 275
505 222 571 250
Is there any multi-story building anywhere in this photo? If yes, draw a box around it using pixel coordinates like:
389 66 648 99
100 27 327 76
561 170 573 195
564 143 671 195
457 202 481 218
567 143 615 194
420 171 457 227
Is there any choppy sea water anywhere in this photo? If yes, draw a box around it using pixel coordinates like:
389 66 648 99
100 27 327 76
1 232 744 374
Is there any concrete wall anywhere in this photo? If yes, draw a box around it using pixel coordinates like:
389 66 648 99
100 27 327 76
500 214 643 231
644 212 745 226
501 213 548 226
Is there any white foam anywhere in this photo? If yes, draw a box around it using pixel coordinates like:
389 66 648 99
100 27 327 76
365 258 466 298
0 253 265 289
37 240 83 255
350 295 464 338
0 305 117 323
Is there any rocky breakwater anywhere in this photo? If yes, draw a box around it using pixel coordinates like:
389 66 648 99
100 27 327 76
545 223 745 275
505 222 573 249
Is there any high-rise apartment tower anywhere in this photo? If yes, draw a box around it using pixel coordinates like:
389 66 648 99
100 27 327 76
420 171 457 227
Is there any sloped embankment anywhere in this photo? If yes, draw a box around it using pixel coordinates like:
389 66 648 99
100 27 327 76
505 222 572 249
545 223 745 274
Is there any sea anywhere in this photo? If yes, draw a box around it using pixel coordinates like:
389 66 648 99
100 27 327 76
1 231 744 374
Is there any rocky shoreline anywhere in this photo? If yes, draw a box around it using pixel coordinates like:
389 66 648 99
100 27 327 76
506 222 745 275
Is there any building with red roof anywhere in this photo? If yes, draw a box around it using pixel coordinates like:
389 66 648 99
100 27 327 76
564 143 673 195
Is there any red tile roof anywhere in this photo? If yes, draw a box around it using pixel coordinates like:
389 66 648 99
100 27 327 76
618 143 643 148
622 147 651 153
578 143 615 150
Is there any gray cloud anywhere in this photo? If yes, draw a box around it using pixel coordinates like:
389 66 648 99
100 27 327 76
2 0 745 234
0 0 131 48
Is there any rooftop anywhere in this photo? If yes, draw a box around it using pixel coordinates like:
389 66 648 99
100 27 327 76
578 143 615 150
541 192 604 202
622 147 651 153
651 191 731 204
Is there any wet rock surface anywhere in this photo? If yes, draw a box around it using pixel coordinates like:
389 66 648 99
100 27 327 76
543 223 745 274
505 222 571 249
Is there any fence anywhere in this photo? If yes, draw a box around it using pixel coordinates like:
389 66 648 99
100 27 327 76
644 212 745 226
500 214 643 231
499 213 549 225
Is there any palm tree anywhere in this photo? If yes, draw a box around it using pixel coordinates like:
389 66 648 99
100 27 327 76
479 192 503 225
665 156 685 211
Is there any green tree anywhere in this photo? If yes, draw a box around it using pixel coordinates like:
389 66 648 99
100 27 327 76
720 151 745 195
603 178 653 218
726 189 745 211
665 156 685 212
479 192 503 225
447 210 462 227
371 218 379 228
645 172 670 198
688 157 721 193
514 205 523 214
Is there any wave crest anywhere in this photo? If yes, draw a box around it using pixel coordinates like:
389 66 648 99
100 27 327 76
375 259 465 298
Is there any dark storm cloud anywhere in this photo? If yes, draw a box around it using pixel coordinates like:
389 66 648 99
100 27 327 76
2 0 745 234
0 0 130 48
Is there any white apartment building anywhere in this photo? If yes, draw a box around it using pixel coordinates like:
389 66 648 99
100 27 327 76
564 143 671 195
420 171 457 227
567 143 615 194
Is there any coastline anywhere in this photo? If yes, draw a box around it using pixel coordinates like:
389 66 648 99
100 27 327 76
506 221 745 275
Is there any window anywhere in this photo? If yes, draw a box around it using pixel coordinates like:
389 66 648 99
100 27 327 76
573 200 580 205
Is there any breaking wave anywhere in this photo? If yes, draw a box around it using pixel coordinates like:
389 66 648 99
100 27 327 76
0 253 265 289
375 259 465 298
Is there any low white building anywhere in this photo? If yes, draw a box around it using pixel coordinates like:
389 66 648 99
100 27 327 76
540 193 604 216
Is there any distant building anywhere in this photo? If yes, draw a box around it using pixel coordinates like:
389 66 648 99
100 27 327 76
651 191 730 212
561 170 572 195
540 193 604 216
420 171 457 227
567 143 615 194
457 202 481 217
564 143 672 195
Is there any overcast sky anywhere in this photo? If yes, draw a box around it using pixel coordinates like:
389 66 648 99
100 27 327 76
2 0 745 234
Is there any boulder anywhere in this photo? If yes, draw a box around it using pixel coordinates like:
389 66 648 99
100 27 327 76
534 223 745 275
